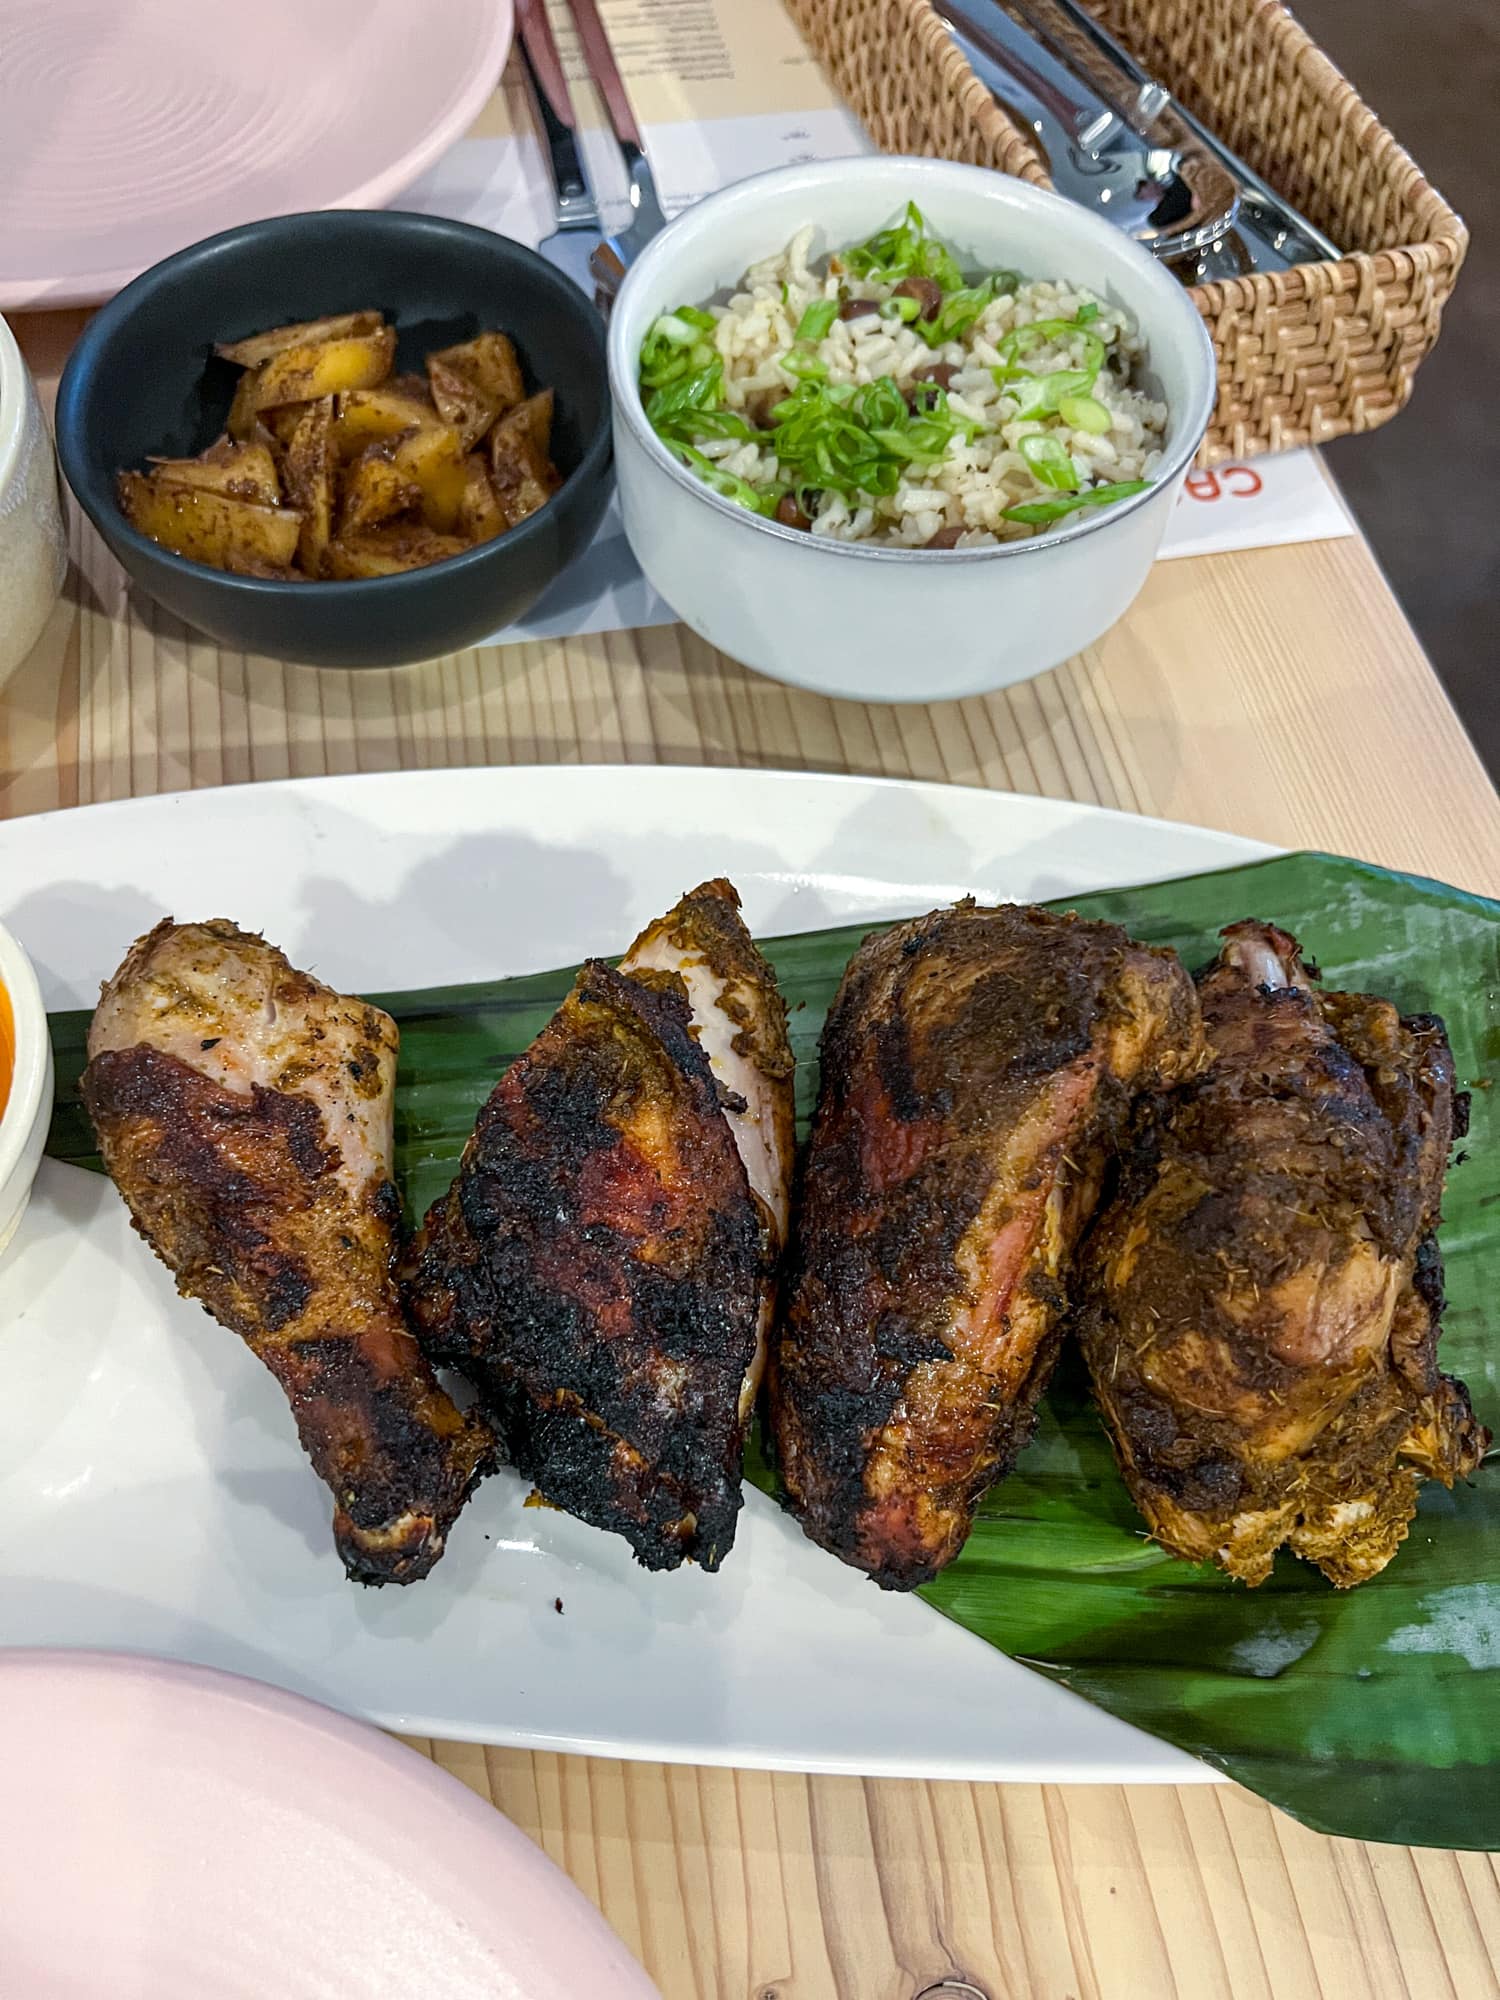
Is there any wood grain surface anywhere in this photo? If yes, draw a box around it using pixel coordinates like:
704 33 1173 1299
7 309 1499 2000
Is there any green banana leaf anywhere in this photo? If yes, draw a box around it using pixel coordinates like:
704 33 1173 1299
43 850 1499 1850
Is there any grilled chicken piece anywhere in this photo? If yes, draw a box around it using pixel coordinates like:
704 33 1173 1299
81 920 493 1585
1078 921 1488 1587
772 902 1204 1589
404 882 791 1571
620 877 795 1419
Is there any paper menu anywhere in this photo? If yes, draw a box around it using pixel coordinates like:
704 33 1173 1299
1163 451 1352 559
464 0 848 134
405 0 871 240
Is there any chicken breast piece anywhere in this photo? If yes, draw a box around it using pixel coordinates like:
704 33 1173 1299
81 919 493 1585
402 957 765 1571
1077 920 1488 1587
619 877 795 1418
772 901 1204 1589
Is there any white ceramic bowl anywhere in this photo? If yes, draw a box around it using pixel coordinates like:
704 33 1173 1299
0 310 68 678
0 917 54 1260
608 156 1217 704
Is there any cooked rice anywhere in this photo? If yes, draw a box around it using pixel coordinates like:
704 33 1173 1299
683 223 1167 548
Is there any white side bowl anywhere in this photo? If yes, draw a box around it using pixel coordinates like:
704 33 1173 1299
0 310 68 679
608 156 1217 704
0 918 55 1260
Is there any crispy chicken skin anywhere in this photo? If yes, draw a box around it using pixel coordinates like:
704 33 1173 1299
402 953 766 1571
771 902 1204 1589
620 877 795 1421
1078 921 1488 1587
81 919 493 1585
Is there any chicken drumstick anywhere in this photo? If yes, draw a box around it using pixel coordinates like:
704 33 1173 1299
81 919 493 1585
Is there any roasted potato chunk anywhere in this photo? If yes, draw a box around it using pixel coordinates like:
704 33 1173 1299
119 471 302 571
387 372 437 409
489 392 561 527
428 332 524 422
250 328 397 413
499 387 554 459
282 398 337 575
392 423 466 533
458 453 507 543
123 312 563 582
339 443 424 537
323 526 469 578
261 406 306 448
215 311 385 368
226 368 263 443
426 356 499 452
146 436 281 507
224 556 310 580
333 386 441 459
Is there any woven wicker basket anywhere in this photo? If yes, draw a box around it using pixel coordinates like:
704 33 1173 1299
782 0 1466 462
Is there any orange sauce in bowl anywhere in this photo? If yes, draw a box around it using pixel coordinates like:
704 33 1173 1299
0 980 13 1122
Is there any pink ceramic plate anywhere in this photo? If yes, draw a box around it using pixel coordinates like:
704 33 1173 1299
0 0 514 308
0 1650 659 1999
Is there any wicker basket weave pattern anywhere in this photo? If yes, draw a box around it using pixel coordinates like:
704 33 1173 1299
782 0 1466 461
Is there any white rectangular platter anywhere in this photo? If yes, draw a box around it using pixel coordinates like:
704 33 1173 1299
0 766 1273 1781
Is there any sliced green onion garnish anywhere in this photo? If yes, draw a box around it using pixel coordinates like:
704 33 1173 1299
1019 433 1081 491
764 374 984 498
851 378 908 430
642 336 995 511
795 297 839 342
782 343 830 382
644 359 760 449
639 306 722 388
1058 394 1112 433
652 310 709 346
1002 478 1149 525
1005 367 1096 418
671 444 765 512
1075 302 1101 323
993 318 1106 379
842 201 964 291
884 295 922 323
914 277 997 348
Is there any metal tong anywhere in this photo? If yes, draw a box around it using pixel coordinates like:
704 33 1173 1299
935 0 1241 264
941 0 1341 275
1009 0 1342 264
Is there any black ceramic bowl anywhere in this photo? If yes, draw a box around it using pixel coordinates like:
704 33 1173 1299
56 210 613 669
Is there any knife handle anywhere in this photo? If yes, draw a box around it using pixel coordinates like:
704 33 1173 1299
517 0 597 228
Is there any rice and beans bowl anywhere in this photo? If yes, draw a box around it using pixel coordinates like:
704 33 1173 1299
636 203 1168 550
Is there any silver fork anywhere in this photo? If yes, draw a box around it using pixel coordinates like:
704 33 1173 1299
558 0 667 310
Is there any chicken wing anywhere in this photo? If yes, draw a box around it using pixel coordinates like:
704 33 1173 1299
404 881 790 1570
1077 920 1488 1586
771 901 1204 1589
81 919 493 1585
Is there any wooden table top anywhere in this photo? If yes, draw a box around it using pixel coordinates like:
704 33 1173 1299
7 300 1500 1999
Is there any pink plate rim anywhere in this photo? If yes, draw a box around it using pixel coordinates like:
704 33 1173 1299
0 0 515 311
0 1644 659 1997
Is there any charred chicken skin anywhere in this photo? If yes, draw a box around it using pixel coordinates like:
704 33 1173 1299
771 902 1204 1590
404 882 792 1572
1078 921 1488 1587
81 919 493 1585
620 877 796 1419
